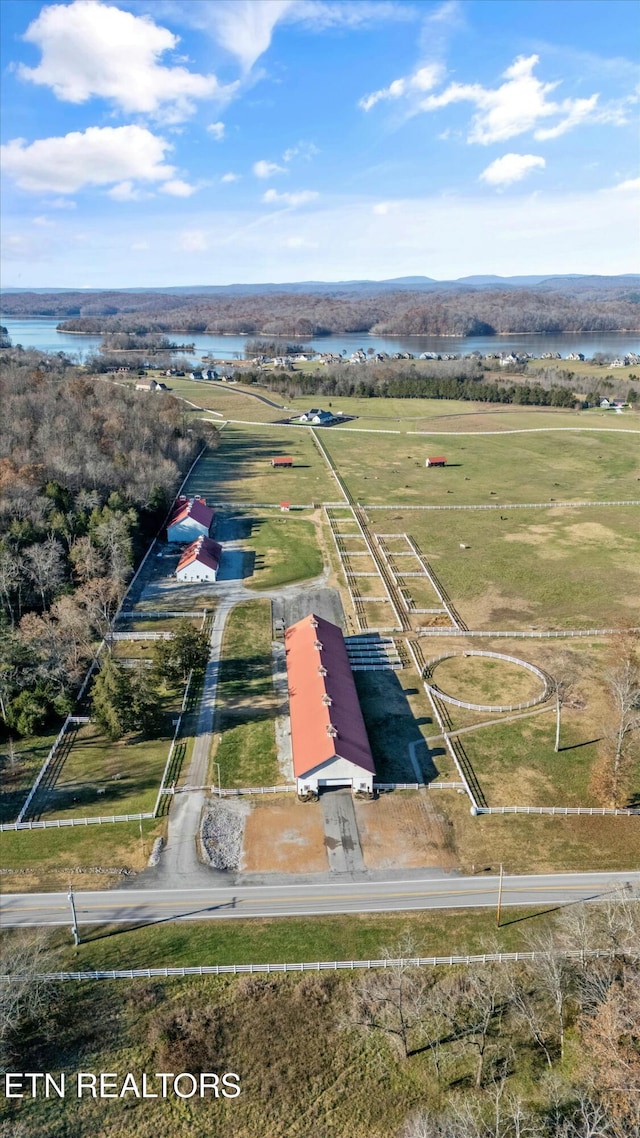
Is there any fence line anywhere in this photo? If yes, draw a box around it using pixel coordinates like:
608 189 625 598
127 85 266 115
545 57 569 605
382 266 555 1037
417 627 640 639
364 499 640 511
109 631 173 641
424 649 552 713
1 813 154 832
15 716 75 825
4 948 638 985
479 805 640 817
116 610 206 621
153 671 194 816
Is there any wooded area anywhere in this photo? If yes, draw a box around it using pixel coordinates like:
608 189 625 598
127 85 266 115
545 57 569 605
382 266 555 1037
3 283 639 336
0 349 216 737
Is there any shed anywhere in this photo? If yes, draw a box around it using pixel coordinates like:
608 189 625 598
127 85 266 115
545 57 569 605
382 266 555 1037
280 502 291 512
271 456 293 467
426 456 447 467
285 614 375 796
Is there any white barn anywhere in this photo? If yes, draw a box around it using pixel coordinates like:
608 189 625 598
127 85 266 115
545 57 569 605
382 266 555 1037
166 496 215 543
175 536 222 582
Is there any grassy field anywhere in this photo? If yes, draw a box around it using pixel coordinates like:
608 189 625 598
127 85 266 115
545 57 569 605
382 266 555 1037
370 505 640 630
241 513 324 589
0 818 163 891
182 426 337 504
431 654 545 706
322 428 640 506
30 683 183 821
0 731 57 824
213 600 280 788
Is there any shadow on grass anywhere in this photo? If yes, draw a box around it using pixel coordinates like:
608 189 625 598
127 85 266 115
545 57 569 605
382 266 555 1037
78 897 239 944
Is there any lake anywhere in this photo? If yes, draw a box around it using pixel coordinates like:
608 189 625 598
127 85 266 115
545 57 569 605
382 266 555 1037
1 316 639 362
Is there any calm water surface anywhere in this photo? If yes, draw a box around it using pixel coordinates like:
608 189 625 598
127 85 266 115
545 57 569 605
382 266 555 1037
2 316 639 362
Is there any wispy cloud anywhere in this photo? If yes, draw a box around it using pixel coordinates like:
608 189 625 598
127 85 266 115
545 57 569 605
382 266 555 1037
207 121 226 140
263 188 319 206
479 153 546 187
360 63 444 112
253 159 286 178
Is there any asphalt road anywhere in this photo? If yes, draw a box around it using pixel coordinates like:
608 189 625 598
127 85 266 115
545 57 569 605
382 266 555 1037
2 872 638 929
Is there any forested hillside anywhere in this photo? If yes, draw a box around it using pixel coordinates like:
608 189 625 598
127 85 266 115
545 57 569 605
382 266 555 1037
0 350 215 735
2 285 639 336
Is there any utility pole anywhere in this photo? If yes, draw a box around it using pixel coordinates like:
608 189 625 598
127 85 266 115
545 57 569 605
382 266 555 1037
68 885 80 946
554 690 561 753
496 863 504 928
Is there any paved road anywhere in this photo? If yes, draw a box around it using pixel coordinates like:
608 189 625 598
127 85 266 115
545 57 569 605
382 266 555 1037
3 872 638 929
320 790 365 874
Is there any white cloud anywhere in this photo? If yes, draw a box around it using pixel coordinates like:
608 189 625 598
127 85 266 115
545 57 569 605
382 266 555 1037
160 179 198 197
178 229 209 253
420 55 614 145
221 172 241 182
253 159 286 178
282 141 319 162
479 153 546 187
207 121 226 140
372 201 398 215
263 189 319 206
50 197 77 209
1 125 176 194
360 63 445 111
612 177 640 192
205 0 294 72
108 181 146 202
19 0 232 120
131 240 149 251
283 235 319 249
32 215 55 227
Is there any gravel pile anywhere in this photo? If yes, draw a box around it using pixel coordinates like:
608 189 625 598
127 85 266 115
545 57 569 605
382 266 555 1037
200 798 251 870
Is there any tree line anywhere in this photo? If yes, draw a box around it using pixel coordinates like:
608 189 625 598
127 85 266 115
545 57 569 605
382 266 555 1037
0 349 217 737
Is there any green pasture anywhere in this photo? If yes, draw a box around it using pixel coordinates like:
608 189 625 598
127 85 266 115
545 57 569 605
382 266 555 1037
30 684 183 821
244 514 324 589
370 505 640 630
322 427 640 506
213 600 280 788
182 426 337 504
0 819 162 890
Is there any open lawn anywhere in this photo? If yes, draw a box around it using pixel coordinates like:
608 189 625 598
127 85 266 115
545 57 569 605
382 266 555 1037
0 819 163 891
353 669 454 783
440 789 640 874
321 428 640 506
29 684 182 821
182 426 337 505
143 376 285 422
242 513 324 589
213 600 280 788
370 505 640 630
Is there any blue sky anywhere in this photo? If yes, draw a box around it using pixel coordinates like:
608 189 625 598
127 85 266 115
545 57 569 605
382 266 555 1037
1 0 638 287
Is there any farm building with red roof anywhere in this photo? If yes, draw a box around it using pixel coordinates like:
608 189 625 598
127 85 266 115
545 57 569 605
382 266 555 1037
175 536 222 582
166 496 215 543
271 456 293 467
285 613 375 796
425 456 447 467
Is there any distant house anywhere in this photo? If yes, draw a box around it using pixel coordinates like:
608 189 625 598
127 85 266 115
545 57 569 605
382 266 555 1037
155 381 168 392
299 408 334 425
600 398 612 408
175 536 222 582
166 496 215 543
567 353 585 361
286 614 375 796
611 359 626 368
426 456 447 467
280 502 291 512
271 456 294 468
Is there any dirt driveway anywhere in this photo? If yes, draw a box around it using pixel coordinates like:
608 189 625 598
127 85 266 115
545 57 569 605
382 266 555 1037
240 799 328 873
354 794 457 871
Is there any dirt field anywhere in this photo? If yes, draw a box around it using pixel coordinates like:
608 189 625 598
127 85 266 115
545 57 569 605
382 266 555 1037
354 794 457 870
241 799 328 873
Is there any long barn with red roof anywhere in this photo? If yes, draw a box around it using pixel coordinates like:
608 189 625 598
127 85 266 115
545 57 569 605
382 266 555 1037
285 613 375 796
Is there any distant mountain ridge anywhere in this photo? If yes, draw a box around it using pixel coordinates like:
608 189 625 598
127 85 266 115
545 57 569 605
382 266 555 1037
3 273 639 297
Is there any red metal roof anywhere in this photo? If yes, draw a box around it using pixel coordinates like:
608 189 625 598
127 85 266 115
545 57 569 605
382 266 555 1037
427 457 447 462
272 456 293 465
176 536 221 574
285 614 375 779
167 495 215 531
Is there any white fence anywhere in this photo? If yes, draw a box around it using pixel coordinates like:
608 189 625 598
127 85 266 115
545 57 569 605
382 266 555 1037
418 628 640 639
423 649 552 713
109 631 173 641
116 610 206 621
4 947 638 984
1 813 154 832
364 499 640 511
479 805 640 817
375 781 465 791
153 671 195 815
